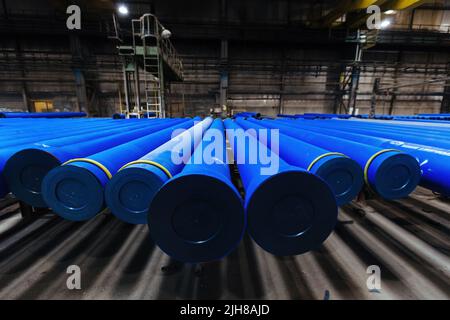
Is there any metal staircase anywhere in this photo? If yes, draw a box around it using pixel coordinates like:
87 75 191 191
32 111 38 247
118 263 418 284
114 13 183 118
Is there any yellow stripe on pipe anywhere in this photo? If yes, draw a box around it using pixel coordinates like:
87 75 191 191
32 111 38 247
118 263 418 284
119 160 173 179
363 149 400 187
307 152 348 171
62 158 113 179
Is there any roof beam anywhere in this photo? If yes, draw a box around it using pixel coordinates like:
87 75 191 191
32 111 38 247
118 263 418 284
381 0 431 10
346 0 431 28
320 0 388 27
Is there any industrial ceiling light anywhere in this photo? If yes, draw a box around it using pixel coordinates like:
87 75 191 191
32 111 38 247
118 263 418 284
118 4 129 15
385 10 396 15
161 28 172 39
380 19 391 29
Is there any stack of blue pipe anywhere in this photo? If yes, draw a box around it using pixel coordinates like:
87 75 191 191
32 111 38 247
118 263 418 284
235 118 364 206
0 118 187 201
277 117 450 196
4 113 446 261
257 118 422 200
1 118 136 197
40 118 200 220
233 112 261 119
0 112 87 118
278 114 351 120
355 114 450 122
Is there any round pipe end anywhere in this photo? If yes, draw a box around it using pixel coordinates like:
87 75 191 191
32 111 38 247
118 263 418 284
246 170 337 256
4 149 61 207
369 152 421 200
311 156 364 206
42 165 104 221
148 174 245 263
105 166 168 224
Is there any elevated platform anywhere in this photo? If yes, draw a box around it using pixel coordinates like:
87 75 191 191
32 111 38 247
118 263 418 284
118 45 183 82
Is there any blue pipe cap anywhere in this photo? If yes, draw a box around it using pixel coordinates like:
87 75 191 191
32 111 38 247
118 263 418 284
105 166 168 224
4 149 62 207
246 170 337 256
310 155 364 206
42 165 104 221
148 174 246 263
368 152 421 200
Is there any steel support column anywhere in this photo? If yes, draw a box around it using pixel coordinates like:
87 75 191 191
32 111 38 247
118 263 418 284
441 63 450 113
218 39 229 117
370 77 381 118
14 39 31 112
70 35 89 114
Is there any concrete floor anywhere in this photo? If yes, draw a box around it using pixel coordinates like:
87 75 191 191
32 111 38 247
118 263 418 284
0 187 449 300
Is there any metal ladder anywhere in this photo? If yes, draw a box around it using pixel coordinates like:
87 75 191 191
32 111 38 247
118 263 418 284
141 14 165 118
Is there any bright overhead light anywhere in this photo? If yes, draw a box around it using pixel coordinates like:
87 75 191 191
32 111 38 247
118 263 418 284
385 10 396 15
380 19 391 28
161 28 172 39
118 4 129 15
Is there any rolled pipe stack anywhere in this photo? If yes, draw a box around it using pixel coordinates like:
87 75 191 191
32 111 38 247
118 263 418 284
41 118 199 221
224 119 337 256
3 118 188 206
0 112 87 118
3 113 447 261
235 117 364 206
277 117 450 196
260 118 422 200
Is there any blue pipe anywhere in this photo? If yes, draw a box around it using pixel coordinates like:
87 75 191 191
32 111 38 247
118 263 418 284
254 118 421 200
393 118 450 124
278 120 450 196
105 117 213 224
278 120 450 150
340 118 450 134
301 113 352 119
143 112 157 118
285 119 450 150
416 113 450 118
235 118 363 206
3 119 187 206
0 118 111 131
0 119 163 198
233 112 261 119
299 117 450 133
277 114 300 119
224 119 337 256
112 113 126 119
279 120 450 147
148 119 246 262
0 118 158 149
0 112 87 118
41 119 199 221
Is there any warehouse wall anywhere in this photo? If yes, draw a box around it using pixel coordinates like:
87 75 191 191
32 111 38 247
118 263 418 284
1 33 449 117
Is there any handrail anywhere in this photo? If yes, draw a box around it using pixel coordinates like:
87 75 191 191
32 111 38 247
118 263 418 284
138 13 183 78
